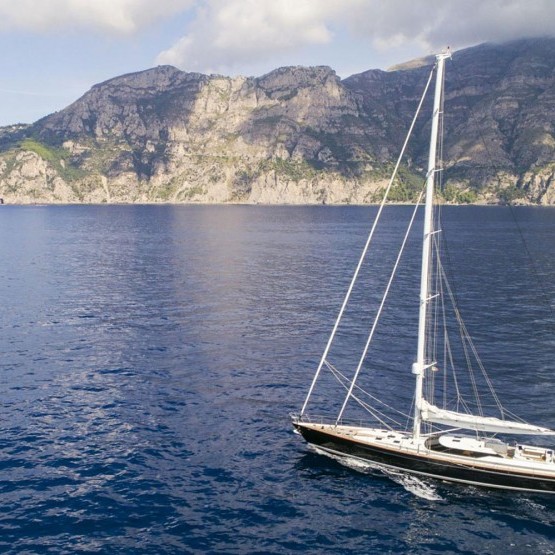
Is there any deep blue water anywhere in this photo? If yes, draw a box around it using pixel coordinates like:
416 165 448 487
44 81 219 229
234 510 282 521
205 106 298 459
0 205 554 554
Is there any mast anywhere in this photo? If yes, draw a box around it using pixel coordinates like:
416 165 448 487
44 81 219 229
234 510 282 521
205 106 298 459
412 51 450 440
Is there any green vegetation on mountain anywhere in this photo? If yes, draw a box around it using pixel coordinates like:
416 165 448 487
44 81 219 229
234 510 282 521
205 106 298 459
1 38 555 204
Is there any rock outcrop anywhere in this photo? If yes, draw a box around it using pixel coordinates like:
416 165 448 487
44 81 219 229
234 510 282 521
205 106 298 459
1 38 555 204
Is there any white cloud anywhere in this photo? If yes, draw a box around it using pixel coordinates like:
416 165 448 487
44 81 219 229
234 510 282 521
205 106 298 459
0 0 195 34
1 0 555 74
156 0 357 73
156 0 555 74
345 0 555 53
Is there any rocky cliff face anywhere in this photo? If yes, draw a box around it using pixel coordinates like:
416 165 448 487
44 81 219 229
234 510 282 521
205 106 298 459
1 38 555 204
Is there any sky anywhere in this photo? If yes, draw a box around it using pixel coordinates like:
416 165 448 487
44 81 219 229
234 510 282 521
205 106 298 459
0 0 554 126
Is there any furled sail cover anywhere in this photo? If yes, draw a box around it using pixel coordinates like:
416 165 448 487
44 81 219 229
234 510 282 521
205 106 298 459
420 400 555 435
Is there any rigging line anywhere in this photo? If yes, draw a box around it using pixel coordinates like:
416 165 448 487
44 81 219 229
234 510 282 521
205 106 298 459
439 259 449 410
353 399 402 429
435 60 480 333
340 390 403 429
436 218 461 323
336 185 426 423
325 361 411 420
348 396 398 430
299 65 436 417
329 366 405 428
439 275 470 415
428 227 443 404
427 110 447 412
449 57 508 190
327 364 391 418
435 239 456 408
428 63 485 420
440 259 485 415
436 254 477 413
436 227 500 417
428 234 445 406
450 59 555 325
438 260 509 415
406 396 415 431
506 204 555 324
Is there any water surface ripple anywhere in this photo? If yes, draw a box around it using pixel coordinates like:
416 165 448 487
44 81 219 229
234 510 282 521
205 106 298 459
0 205 554 553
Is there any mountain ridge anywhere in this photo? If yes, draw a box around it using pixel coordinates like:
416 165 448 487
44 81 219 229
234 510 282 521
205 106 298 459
1 37 554 204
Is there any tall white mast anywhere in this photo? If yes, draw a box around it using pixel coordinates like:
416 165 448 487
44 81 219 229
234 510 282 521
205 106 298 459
412 51 450 439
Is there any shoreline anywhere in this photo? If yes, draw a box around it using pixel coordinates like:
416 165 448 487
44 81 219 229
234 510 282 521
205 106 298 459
1 201 553 208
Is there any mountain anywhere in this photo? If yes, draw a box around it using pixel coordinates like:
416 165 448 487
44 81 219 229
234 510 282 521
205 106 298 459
1 38 554 204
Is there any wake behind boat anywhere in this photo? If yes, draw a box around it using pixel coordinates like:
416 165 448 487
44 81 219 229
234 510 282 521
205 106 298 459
292 51 555 494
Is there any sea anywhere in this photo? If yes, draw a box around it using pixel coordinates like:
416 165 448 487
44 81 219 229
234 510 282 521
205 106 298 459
0 204 554 554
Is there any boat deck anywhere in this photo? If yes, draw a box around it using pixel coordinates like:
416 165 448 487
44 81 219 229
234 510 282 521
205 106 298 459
295 420 555 479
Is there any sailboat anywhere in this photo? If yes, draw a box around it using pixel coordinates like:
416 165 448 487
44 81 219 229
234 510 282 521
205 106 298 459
291 51 555 494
